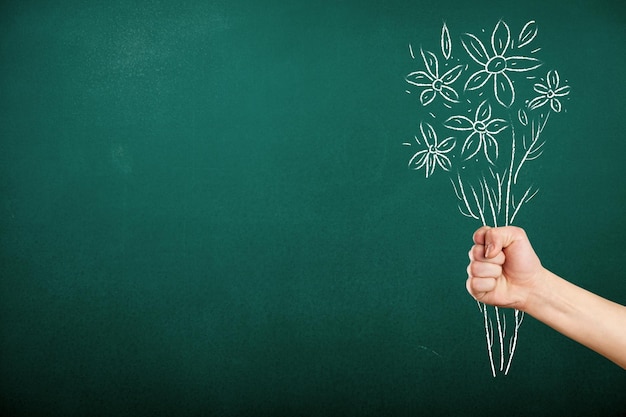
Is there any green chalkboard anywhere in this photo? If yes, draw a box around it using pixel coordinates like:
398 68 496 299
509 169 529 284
1 0 625 416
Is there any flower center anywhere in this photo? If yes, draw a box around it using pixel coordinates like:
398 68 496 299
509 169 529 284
474 121 487 133
546 89 555 99
432 79 443 92
428 144 437 153
486 56 507 74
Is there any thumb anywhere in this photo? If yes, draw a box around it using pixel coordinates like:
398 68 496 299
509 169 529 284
483 226 531 259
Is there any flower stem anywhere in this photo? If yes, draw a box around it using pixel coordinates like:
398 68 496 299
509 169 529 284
513 111 551 184
505 123 516 226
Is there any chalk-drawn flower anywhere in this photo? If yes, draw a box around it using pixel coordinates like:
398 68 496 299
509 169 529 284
444 100 508 164
527 70 571 112
407 121 456 177
461 20 542 108
406 48 463 106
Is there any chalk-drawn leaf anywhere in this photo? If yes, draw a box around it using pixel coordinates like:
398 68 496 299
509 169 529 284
441 23 452 60
484 134 499 164
420 89 436 106
476 100 491 122
461 33 489 65
461 132 481 160
518 108 528 126
420 48 439 78
444 115 473 131
441 64 463 84
440 85 459 103
491 20 511 56
527 141 545 160
518 20 538 48
494 73 514 107
464 70 490 91
506 56 542 72
525 187 540 203
406 71 433 87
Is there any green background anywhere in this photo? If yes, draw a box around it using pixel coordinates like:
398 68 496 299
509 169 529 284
1 0 625 416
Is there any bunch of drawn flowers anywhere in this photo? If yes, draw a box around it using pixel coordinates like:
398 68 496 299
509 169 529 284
403 18 572 378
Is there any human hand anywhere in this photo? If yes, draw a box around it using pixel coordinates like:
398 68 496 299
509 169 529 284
466 226 546 311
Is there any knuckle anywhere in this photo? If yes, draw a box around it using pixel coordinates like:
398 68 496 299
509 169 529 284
468 261 481 277
470 245 482 259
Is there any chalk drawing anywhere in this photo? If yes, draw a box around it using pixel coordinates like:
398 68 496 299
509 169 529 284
406 48 464 106
404 20 571 376
404 121 456 178
461 20 542 108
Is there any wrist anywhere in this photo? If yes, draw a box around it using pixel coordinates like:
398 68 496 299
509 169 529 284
517 267 556 314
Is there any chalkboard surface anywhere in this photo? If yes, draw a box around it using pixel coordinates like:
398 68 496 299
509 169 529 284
1 1 625 416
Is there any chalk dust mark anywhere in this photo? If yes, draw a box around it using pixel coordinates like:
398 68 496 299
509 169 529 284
417 345 441 357
111 144 133 175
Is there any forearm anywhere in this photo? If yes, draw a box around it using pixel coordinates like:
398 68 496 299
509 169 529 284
524 269 626 369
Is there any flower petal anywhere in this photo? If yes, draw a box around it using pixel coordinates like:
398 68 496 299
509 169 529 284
547 70 560 89
435 153 453 171
420 89 436 106
460 32 490 65
408 149 428 169
420 121 438 146
437 137 456 153
554 85 571 97
486 118 508 135
550 98 562 113
528 96 548 110
461 132 482 160
444 115 473 131
494 73 515 108
476 100 491 122
505 56 542 72
439 85 459 103
427 155 436 177
483 134 499 164
491 20 511 56
441 64 464 84
533 82 548 94
464 70 491 91
406 71 433 87
420 48 439 78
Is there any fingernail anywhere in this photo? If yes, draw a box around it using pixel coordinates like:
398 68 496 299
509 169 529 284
484 243 491 258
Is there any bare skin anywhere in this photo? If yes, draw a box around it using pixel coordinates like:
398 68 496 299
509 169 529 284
466 226 626 369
